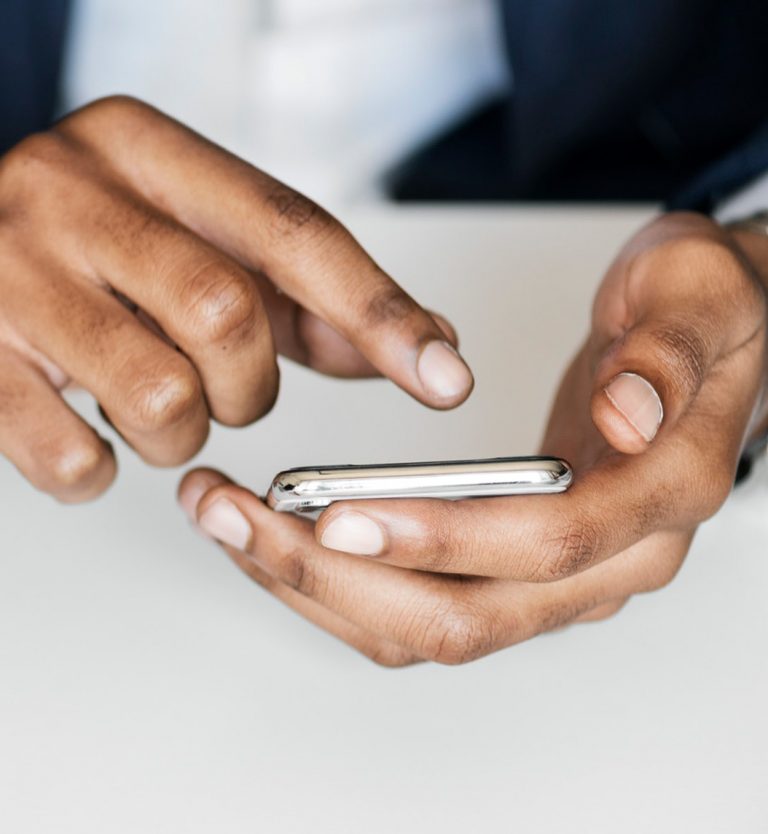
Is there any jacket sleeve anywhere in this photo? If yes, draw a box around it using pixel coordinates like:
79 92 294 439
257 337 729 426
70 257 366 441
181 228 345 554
0 0 72 155
668 120 768 214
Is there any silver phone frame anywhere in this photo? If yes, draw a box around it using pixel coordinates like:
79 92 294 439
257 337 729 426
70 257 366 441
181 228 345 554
267 456 572 514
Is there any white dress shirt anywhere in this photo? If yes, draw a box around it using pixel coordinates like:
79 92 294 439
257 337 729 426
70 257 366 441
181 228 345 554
63 0 509 205
716 171 768 223
62 1 768 215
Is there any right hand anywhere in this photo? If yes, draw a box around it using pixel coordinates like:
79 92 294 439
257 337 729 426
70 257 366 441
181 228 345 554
0 96 473 502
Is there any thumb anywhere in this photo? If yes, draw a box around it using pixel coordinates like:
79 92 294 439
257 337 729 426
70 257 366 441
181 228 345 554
590 318 712 454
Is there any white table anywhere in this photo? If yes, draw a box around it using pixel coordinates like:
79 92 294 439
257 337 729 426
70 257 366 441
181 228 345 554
2 208 766 833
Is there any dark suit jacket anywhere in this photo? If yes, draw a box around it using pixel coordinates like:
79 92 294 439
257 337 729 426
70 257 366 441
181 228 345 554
2 0 767 212
0 0 70 156
394 0 768 211
500 0 768 210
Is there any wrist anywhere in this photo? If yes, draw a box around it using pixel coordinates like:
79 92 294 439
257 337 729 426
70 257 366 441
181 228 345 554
725 226 768 448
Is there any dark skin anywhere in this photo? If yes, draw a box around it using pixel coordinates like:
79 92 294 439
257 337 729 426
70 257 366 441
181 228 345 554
0 96 473 502
3 95 766 666
179 214 768 666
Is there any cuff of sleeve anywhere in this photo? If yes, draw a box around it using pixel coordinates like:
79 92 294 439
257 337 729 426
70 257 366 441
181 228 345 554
715 171 768 224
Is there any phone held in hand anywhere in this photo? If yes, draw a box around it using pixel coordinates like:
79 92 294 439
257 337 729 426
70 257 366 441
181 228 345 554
267 456 573 514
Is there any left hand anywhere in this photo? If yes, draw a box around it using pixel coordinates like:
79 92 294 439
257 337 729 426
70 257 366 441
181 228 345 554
178 212 768 666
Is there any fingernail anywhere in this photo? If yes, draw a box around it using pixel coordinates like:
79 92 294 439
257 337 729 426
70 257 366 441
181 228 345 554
320 512 385 556
179 481 210 520
417 340 473 401
605 372 664 442
198 498 252 551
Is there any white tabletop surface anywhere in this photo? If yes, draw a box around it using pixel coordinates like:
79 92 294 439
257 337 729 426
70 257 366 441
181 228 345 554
1 207 766 833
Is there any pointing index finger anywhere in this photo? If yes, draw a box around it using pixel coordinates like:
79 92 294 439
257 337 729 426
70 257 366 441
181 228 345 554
61 97 474 409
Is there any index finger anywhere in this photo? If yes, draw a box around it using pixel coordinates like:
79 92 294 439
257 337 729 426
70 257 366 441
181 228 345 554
60 97 474 409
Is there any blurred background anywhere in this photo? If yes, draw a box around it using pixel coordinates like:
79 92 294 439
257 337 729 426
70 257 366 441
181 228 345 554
64 0 509 205
60 0 768 213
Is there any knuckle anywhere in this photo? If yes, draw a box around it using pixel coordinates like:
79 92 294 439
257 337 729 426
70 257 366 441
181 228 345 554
264 181 334 239
539 515 603 581
241 560 278 589
54 95 160 155
111 207 171 255
362 284 419 330
0 131 72 194
65 94 152 132
419 547 453 574
421 599 498 666
183 261 263 348
279 547 323 598
643 557 685 592
46 438 107 492
122 363 202 433
537 597 599 632
631 482 675 532
647 320 709 397
634 541 688 592
412 506 459 573
91 93 148 115
631 533 691 594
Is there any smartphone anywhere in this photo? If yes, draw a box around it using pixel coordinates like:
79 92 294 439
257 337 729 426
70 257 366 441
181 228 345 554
267 456 572 514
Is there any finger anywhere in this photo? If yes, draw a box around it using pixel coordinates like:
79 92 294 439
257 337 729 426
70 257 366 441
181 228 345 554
0 348 116 501
250 272 381 378
56 163 458 386
186 480 609 663
184 473 692 664
590 232 766 454
177 467 231 519
5 267 209 466
61 98 474 409
188 477 506 663
225 548 421 667
312 424 727 583
260 285 459 380
505 528 688 633
186 479 664 664
178 470 419 666
67 190 279 427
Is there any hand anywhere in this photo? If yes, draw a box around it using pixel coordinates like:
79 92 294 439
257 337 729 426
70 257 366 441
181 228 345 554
179 212 768 666
0 96 472 502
